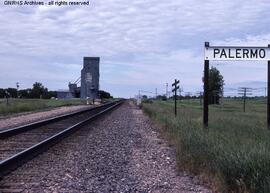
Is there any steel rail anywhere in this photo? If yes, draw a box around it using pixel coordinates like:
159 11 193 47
0 100 123 178
0 101 117 139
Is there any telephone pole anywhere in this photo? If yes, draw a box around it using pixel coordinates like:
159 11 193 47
172 79 180 117
166 83 168 99
16 82 19 98
238 87 252 112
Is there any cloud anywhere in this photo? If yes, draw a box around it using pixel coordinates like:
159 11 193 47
1 0 270 97
213 33 270 46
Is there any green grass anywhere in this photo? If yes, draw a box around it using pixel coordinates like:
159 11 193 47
0 98 87 116
142 98 270 193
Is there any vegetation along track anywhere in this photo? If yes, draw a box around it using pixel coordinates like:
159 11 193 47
0 100 123 178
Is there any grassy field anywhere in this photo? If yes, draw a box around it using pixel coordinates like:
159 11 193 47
142 98 270 193
0 98 88 116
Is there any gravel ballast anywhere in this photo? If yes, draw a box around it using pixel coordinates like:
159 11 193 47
0 101 212 193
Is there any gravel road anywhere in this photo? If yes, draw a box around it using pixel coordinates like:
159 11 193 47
0 101 212 193
0 105 91 130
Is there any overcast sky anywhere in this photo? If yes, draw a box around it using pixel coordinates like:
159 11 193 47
1 0 270 97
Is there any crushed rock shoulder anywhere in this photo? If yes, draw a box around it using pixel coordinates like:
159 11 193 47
0 101 213 193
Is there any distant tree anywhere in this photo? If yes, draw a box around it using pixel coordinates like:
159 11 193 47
31 82 48 99
142 95 148 99
18 89 32 98
208 67 224 104
0 89 5 98
0 82 56 99
156 95 167 101
6 88 17 98
98 90 112 99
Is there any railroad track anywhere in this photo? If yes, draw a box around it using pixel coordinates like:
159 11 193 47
0 100 123 178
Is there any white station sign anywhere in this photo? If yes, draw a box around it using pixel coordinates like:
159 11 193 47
205 46 270 61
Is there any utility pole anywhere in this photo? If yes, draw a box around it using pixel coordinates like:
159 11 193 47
238 87 252 112
5 91 10 106
166 83 168 99
16 82 19 98
172 79 180 117
155 88 158 99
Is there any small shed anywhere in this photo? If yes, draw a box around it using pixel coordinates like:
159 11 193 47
57 90 73 99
